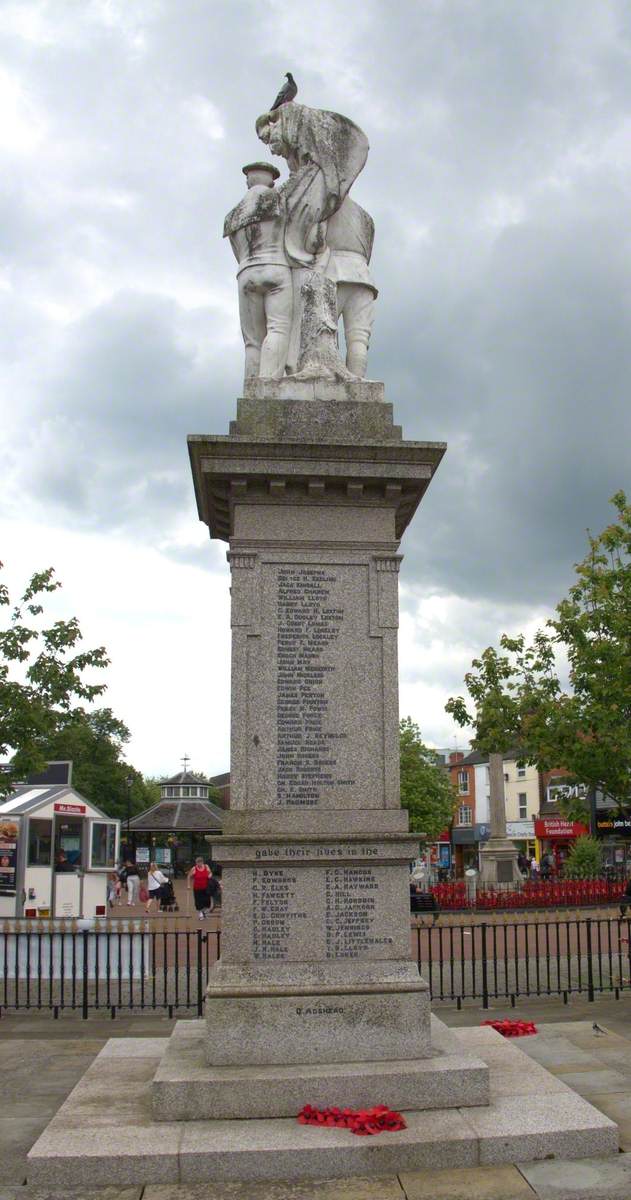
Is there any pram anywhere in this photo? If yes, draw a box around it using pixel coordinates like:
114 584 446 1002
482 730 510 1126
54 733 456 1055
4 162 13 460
159 878 179 912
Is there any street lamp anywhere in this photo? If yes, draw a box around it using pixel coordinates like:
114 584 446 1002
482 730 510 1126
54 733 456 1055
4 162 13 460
126 775 134 850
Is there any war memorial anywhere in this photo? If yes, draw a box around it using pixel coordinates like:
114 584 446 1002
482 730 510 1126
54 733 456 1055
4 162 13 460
26 88 619 1188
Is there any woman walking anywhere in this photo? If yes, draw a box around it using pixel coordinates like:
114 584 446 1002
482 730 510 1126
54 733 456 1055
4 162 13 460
187 857 212 920
120 859 140 906
145 862 169 915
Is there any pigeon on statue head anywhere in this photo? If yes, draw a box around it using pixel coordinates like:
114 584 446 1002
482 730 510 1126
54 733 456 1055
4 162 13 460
270 72 297 111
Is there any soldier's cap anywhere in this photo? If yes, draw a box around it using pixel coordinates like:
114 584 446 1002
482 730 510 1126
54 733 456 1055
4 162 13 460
242 161 280 180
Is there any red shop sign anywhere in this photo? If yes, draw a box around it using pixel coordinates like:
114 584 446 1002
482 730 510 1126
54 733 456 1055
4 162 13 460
534 817 588 839
54 803 86 815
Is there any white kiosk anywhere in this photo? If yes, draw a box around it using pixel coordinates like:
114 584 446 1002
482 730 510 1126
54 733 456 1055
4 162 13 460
0 762 120 919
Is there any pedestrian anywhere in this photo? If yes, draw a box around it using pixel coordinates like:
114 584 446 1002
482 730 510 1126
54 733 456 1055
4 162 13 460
619 877 631 918
530 855 539 880
187 857 212 919
106 872 118 909
120 859 140 906
206 868 222 913
145 862 169 915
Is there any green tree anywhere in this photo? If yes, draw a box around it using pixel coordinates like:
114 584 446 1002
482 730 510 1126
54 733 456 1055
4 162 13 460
39 707 155 821
399 717 457 839
0 565 108 794
563 835 603 880
446 493 631 807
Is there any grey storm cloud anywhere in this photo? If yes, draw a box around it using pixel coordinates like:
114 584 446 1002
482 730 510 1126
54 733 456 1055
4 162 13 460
2 0 630 612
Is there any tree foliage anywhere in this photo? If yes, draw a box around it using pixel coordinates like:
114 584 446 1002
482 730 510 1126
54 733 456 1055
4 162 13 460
446 493 631 804
0 565 109 793
0 564 155 817
38 707 156 821
563 835 603 880
399 717 456 839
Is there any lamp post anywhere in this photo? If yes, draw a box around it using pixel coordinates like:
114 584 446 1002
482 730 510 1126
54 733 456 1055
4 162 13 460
126 775 134 854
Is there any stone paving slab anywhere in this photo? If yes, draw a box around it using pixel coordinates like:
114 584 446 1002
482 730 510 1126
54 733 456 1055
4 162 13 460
519 1150 631 1198
143 1180 405 1199
464 1092 617 1166
554 1068 631 1096
399 1163 535 1199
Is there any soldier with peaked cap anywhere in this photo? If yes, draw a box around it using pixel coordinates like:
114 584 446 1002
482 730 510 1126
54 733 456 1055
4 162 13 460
325 196 378 378
223 162 293 382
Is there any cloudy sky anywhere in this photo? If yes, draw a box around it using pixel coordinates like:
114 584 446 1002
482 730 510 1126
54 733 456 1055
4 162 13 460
1 0 630 779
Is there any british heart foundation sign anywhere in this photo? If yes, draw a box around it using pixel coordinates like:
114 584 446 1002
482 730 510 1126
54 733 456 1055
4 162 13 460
54 802 86 815
534 817 588 839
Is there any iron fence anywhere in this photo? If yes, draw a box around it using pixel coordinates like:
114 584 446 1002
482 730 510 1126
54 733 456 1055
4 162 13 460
414 915 631 1007
1 917 631 1016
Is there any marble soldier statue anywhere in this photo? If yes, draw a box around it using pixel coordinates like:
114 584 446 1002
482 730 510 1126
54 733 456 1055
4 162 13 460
223 162 293 381
255 101 373 377
325 196 377 378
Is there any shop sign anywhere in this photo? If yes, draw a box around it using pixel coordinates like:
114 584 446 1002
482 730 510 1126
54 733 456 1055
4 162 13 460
547 782 588 805
0 818 19 895
595 811 631 839
534 817 588 839
506 820 535 839
54 802 86 815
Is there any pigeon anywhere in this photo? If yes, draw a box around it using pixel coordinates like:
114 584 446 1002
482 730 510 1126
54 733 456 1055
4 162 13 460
269 72 297 111
592 1022 607 1035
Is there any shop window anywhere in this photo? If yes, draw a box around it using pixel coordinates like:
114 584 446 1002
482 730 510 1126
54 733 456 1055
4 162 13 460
518 793 527 819
89 822 117 870
28 819 52 866
457 771 469 795
457 805 472 826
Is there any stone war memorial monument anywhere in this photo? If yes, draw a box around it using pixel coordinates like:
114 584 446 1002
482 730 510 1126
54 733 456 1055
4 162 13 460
27 86 619 1187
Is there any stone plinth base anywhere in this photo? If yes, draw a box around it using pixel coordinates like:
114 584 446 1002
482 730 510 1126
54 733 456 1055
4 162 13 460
153 1017 489 1120
204 970 431 1067
479 839 523 884
26 1025 618 1188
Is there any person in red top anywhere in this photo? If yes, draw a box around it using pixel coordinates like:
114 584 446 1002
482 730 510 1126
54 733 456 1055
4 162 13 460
187 857 216 919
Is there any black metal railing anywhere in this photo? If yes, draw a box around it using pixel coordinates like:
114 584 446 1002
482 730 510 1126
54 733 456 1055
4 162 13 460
414 915 631 1007
1 916 631 1016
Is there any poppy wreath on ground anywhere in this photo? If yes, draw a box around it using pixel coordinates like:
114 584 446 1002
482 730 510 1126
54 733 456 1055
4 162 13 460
481 1018 537 1037
297 1104 407 1135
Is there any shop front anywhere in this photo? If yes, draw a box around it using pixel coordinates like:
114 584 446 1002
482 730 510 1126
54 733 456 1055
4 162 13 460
506 819 536 861
594 807 631 871
452 824 490 876
534 816 589 874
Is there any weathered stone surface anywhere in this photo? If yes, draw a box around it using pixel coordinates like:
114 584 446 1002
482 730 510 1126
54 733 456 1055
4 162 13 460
143 1181 403 1200
399 1164 533 1200
152 1019 489 1120
467 1092 618 1165
177 1108 479 1182
203 983 432 1067
241 378 386 405
26 1030 619 1186
518 1151 631 1199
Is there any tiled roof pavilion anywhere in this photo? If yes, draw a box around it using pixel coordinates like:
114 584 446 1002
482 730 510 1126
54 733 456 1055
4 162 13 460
128 768 225 833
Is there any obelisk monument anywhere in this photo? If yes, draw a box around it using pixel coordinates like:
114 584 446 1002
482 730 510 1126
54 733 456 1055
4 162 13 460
188 91 476 1105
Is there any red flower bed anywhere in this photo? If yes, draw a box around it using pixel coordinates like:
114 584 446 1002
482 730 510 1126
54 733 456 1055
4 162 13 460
430 879 626 911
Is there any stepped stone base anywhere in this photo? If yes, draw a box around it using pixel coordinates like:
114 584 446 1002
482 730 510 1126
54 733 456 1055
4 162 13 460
153 1017 489 1120
27 1026 618 1188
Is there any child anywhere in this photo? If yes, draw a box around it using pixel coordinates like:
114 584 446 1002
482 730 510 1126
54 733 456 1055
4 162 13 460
106 872 118 909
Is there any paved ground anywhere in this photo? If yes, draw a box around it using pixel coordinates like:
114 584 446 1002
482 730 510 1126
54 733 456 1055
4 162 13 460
4 995 631 1197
